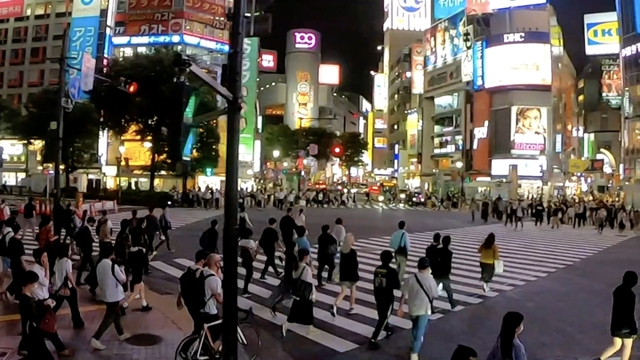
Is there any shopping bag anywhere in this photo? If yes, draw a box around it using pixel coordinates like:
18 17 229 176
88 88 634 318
494 259 504 275
437 282 445 296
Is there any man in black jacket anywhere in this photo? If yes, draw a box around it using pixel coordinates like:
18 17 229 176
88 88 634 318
433 235 456 309
278 208 296 248
75 217 96 285
369 250 400 350
199 220 219 254
316 224 337 286
425 232 441 265
259 218 281 279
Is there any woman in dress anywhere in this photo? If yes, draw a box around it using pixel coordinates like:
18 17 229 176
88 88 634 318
281 248 316 336
486 311 527 360
595 270 638 360
478 233 500 293
331 233 359 317
122 228 152 313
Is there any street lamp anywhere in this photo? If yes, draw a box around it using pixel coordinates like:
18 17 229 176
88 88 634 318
455 161 465 201
116 145 125 203
272 150 280 190
272 149 280 159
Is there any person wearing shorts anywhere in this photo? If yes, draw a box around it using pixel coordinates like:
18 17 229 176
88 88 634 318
330 234 359 317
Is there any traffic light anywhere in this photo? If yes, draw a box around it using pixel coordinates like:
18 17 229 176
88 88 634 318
205 168 213 177
331 144 343 157
118 77 138 94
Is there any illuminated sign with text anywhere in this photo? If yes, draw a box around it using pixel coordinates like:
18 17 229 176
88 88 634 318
111 34 230 53
258 49 277 72
294 32 317 49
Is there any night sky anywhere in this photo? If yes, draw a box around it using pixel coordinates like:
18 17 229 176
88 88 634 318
259 0 616 98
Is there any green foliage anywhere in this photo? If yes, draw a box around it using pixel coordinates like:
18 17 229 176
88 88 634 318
337 132 368 170
191 118 221 173
262 124 297 159
4 87 100 172
262 124 338 161
294 127 337 161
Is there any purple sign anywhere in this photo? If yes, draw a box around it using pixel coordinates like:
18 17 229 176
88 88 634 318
294 31 317 49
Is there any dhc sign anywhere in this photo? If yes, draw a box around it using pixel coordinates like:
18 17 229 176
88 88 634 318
503 33 526 43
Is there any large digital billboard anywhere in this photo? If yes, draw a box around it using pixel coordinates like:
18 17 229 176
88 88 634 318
424 10 466 70
584 12 620 56
373 73 387 111
510 106 548 155
68 0 102 100
483 31 552 89
240 37 259 162
601 58 622 108
383 0 431 32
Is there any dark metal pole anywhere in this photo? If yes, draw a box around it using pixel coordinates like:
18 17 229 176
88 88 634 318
53 24 69 205
222 0 246 357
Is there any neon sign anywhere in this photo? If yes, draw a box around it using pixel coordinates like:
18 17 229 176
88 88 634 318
294 32 317 49
111 34 230 53
473 120 488 149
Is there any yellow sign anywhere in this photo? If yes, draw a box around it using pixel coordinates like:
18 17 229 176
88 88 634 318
121 141 151 166
568 159 590 173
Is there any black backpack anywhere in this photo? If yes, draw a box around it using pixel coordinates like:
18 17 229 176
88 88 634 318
179 268 214 312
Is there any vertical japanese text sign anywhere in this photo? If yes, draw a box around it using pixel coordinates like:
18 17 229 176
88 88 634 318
239 37 259 162
68 0 101 100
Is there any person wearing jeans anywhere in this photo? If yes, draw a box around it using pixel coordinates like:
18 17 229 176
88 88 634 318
91 244 130 350
398 257 439 360
389 221 411 283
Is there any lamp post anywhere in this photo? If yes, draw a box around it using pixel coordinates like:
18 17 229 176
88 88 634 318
455 161 464 206
272 150 280 191
116 145 125 203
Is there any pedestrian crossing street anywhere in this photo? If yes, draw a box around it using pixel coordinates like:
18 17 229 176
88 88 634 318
149 223 637 354
21 208 221 262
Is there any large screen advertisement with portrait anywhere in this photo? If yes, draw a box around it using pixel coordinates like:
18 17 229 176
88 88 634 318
483 32 552 89
510 106 548 155
424 10 466 69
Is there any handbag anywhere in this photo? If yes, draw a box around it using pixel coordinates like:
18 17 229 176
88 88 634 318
291 266 313 300
494 259 504 275
395 232 408 257
37 303 57 334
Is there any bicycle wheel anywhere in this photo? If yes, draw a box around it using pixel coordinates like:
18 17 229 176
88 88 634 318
238 323 261 360
175 335 199 360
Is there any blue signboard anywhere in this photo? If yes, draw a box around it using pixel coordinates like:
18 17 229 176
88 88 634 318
472 40 484 90
68 0 101 101
434 0 466 20
112 34 230 53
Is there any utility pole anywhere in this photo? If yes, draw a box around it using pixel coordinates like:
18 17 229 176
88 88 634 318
222 0 246 358
53 24 70 205
249 0 256 36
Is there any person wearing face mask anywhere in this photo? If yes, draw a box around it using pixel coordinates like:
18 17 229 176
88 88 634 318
486 311 526 360
594 270 638 360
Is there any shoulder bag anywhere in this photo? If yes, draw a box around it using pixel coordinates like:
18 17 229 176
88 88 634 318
291 266 313 301
37 301 57 334
414 274 434 310
395 232 408 257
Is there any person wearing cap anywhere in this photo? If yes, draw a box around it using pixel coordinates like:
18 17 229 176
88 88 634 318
397 256 439 360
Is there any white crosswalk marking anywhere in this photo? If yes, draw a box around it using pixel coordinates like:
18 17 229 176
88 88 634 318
149 223 636 355
308 203 432 211
21 208 219 261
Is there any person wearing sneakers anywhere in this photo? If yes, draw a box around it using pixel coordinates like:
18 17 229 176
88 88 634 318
121 231 152 313
478 233 500 293
91 244 130 350
331 233 360 317
398 257 439 360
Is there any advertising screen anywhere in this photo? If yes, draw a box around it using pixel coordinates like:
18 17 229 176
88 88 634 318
383 0 431 32
373 73 387 111
410 44 425 94
374 137 388 149
483 32 551 89
510 106 548 155
490 0 547 10
583 12 620 56
434 0 465 20
424 10 466 69
601 58 622 107
68 0 102 100
258 49 277 72
318 64 341 85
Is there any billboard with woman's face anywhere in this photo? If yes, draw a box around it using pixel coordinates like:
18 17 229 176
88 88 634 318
510 106 547 155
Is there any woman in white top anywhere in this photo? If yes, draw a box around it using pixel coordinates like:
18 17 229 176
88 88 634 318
331 218 346 247
51 243 85 329
281 248 317 337
296 208 306 227
91 243 130 351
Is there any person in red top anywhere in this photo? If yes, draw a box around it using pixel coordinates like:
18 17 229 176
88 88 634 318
38 215 57 273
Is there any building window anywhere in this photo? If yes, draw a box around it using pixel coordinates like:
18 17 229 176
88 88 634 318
32 24 49 42
54 1 69 16
27 68 44 87
0 50 5 66
52 23 65 40
51 45 62 58
11 26 27 44
9 49 25 65
0 29 7 45
34 2 52 19
29 47 46 64
7 71 23 88
25 4 32 15
11 93 22 107
0 72 4 88
48 67 59 85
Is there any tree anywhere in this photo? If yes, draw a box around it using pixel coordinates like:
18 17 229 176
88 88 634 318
191 118 221 174
5 87 100 186
293 127 337 162
262 124 297 160
337 132 368 177
91 48 182 188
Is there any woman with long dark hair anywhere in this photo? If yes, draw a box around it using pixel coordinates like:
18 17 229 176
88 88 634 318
486 311 526 360
51 243 85 329
122 228 152 313
478 233 500 293
281 248 316 337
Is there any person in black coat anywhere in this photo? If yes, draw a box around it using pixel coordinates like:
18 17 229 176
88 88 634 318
316 224 338 287
330 233 359 317
279 208 297 249
433 236 456 309
595 270 638 360
259 218 281 279
75 216 96 285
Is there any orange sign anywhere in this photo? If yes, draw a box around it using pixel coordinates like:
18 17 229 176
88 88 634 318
467 0 491 15
184 0 225 17
115 19 183 36
182 11 229 30
128 0 173 12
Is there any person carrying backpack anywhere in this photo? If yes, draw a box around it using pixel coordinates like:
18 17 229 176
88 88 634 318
199 220 219 254
369 250 400 350
177 250 210 335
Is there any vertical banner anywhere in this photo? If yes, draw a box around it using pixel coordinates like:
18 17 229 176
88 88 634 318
68 0 101 100
240 37 259 162
410 44 425 94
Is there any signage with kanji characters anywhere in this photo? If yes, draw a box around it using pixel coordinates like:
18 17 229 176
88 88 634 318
69 0 101 100
115 11 175 22
0 0 24 20
128 0 173 12
184 0 225 17
115 10 229 31
115 19 183 36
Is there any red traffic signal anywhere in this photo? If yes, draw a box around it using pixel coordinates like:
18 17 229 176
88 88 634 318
126 82 138 94
332 144 343 157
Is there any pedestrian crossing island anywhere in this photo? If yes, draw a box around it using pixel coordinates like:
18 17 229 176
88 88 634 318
149 223 635 355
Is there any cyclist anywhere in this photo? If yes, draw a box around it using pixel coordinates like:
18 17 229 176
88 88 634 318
176 249 210 335
201 253 223 350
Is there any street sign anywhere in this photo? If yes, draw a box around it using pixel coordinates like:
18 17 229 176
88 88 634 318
68 77 81 101
81 53 96 92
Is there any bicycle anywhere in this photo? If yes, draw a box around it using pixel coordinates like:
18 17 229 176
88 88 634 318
175 307 261 360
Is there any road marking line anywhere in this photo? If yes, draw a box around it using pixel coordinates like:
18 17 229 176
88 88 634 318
0 304 104 322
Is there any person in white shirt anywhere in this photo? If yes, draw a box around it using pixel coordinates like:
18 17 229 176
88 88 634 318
51 243 85 329
513 201 525 231
398 257 439 360
91 244 130 350
201 254 223 350
29 248 50 301
331 218 346 247
296 208 306 227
